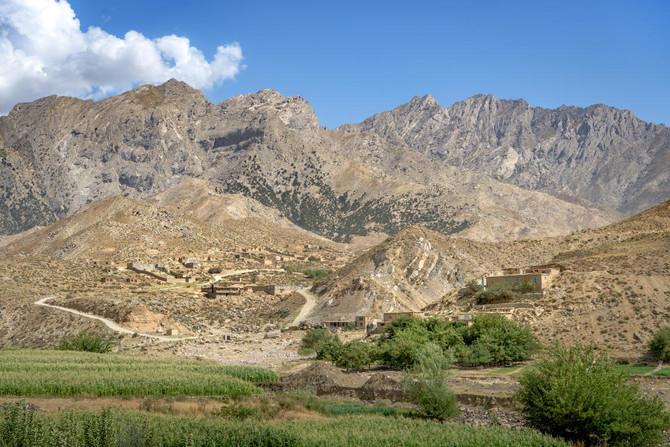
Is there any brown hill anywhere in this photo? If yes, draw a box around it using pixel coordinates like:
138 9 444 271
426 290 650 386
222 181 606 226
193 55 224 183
0 192 338 262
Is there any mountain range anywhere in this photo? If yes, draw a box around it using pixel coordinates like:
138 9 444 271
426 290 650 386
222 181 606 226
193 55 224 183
1 80 667 243
342 93 669 214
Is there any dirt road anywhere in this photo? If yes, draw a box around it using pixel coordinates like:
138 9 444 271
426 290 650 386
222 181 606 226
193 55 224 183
34 296 196 342
292 289 318 326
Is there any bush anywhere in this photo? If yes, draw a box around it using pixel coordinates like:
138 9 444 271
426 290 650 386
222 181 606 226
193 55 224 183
208 267 222 274
649 327 670 361
59 332 112 353
402 343 459 419
474 285 514 304
518 343 670 446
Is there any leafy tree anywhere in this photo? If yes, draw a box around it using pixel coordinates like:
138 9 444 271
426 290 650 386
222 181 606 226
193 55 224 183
301 329 334 351
315 335 342 362
463 313 539 364
334 340 375 369
402 343 459 419
518 343 670 447
649 326 670 361
379 329 428 368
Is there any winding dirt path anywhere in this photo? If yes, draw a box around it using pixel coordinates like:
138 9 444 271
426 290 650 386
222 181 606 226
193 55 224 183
292 289 318 326
35 296 196 342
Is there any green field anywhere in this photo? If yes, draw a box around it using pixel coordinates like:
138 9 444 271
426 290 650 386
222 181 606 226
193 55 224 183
0 402 570 447
653 367 670 376
0 350 277 397
613 364 656 375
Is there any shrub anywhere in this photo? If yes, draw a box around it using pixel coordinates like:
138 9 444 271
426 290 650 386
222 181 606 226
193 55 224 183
518 343 670 447
208 267 222 274
59 332 112 353
649 327 670 361
402 343 459 419
474 285 514 304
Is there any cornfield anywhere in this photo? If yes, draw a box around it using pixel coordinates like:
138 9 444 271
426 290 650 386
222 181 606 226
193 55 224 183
0 350 277 398
0 402 570 447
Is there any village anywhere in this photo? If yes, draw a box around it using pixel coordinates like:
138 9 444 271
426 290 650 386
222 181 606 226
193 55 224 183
90 244 562 339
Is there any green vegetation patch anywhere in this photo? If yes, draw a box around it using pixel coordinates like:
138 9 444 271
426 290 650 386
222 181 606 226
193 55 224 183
653 367 670 377
0 350 277 398
613 364 656 375
518 344 670 447
0 402 570 447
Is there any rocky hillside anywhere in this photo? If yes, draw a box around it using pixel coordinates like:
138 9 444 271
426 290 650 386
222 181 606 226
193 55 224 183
0 192 338 261
425 200 669 357
308 226 564 322
309 200 669 353
0 81 615 241
341 94 669 214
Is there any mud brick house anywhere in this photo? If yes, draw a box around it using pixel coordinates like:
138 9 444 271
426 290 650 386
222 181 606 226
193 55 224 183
201 285 242 298
382 311 423 323
355 315 371 329
264 285 302 296
484 265 560 293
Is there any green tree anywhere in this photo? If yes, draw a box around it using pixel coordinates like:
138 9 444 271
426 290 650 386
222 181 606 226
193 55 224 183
300 329 332 351
402 343 459 419
315 335 342 361
463 313 539 364
379 329 428 368
649 326 670 361
518 343 670 447
334 340 375 369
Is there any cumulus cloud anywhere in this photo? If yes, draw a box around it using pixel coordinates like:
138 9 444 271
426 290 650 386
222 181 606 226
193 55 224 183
0 0 243 114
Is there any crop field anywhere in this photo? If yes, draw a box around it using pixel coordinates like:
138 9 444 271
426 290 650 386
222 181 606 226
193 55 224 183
0 350 277 397
0 402 570 447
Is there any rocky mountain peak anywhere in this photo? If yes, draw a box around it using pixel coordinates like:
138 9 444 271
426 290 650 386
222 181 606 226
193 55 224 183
222 89 319 132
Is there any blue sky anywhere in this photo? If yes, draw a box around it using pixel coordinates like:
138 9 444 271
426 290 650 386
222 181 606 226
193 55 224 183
2 0 669 127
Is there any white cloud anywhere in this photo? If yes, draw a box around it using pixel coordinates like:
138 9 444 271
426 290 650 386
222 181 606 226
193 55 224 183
0 0 243 114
